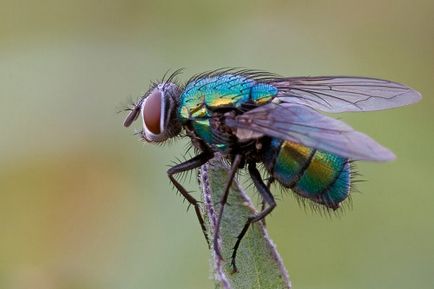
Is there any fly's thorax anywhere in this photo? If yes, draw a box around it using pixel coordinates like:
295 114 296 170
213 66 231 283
124 82 182 143
182 110 260 156
176 75 279 155
185 116 233 154
177 74 278 122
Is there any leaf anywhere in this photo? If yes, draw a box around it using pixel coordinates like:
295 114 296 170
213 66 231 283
199 156 291 289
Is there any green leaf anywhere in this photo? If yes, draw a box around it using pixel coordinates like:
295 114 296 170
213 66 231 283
199 156 291 289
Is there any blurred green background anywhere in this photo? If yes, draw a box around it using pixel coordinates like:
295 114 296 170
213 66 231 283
1 1 433 288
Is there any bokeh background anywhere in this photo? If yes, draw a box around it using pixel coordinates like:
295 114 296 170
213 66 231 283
1 1 433 288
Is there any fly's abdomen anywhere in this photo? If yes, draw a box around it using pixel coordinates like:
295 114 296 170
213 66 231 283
262 138 351 209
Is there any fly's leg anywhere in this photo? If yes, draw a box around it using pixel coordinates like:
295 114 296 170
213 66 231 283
231 162 276 273
261 176 275 225
167 152 214 245
266 176 275 190
213 154 243 260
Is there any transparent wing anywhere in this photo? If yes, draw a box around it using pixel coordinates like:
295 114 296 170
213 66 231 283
225 103 395 161
270 76 421 112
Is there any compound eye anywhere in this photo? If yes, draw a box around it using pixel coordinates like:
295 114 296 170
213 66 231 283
142 89 162 134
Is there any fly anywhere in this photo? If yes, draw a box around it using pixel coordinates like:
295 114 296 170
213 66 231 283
123 68 421 272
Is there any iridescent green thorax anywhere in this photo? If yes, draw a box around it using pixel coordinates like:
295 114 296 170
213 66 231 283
178 74 277 152
263 138 351 209
178 74 277 121
191 119 213 143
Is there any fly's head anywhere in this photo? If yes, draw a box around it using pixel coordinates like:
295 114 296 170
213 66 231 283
124 82 182 143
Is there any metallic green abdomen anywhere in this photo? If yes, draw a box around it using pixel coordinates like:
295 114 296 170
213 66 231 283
263 138 351 209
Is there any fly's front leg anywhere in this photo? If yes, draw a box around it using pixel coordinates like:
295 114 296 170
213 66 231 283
167 152 214 244
231 162 276 273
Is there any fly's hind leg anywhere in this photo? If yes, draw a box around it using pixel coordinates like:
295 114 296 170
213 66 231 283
167 152 214 245
231 162 276 273
261 176 275 226
266 176 275 190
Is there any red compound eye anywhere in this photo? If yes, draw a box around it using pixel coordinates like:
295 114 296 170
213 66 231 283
143 89 162 134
